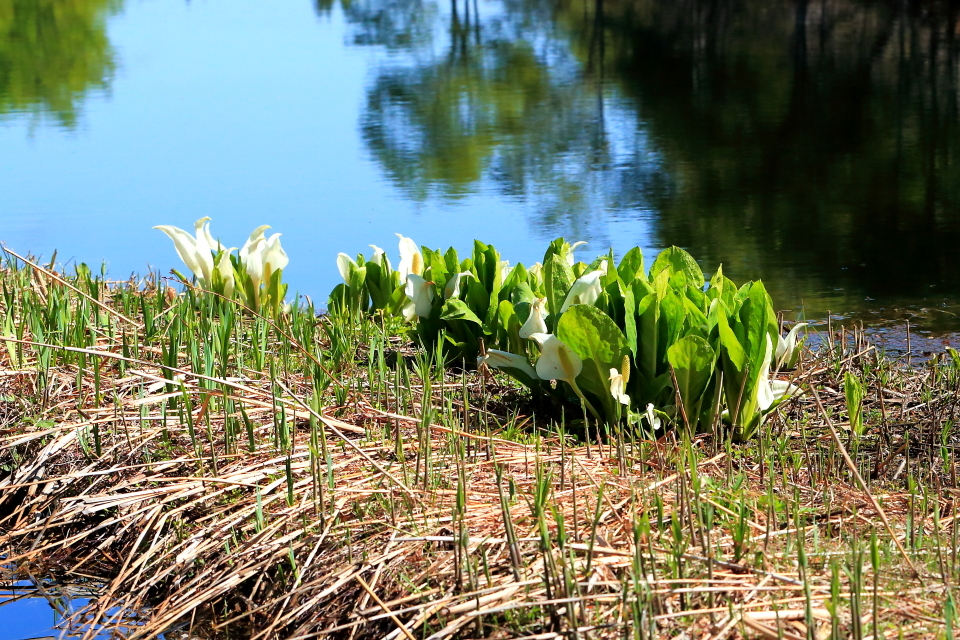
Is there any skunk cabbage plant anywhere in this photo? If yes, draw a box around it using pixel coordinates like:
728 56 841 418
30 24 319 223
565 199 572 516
328 235 799 440
155 218 290 315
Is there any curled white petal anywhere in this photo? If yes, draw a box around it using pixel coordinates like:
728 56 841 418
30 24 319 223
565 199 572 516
528 333 582 384
644 403 662 430
215 249 236 297
154 225 206 285
262 233 289 273
404 274 435 318
609 367 630 405
757 335 775 411
337 253 357 284
519 297 548 339
567 241 587 266
242 236 265 289
444 271 473 299
197 217 223 253
770 379 798 401
560 268 604 312
478 349 539 380
397 233 423 279
499 260 511 282
240 225 271 263
775 322 808 368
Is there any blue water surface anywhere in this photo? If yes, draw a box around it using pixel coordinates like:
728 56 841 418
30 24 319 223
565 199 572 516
1 0 655 305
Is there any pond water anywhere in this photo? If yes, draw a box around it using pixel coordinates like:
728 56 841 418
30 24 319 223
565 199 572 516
2 0 960 335
0 566 103 640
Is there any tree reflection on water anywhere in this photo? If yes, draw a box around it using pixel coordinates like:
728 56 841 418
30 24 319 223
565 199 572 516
559 0 960 314
0 0 120 127
319 0 666 247
323 0 960 320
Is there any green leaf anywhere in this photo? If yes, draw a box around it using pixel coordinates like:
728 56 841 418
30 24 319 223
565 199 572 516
465 278 490 320
543 237 573 265
845 371 866 436
543 254 574 321
667 335 716 431
498 299 524 354
557 305 630 421
510 282 535 307
650 246 705 289
364 262 386 309
443 247 460 273
441 299 483 325
617 247 645 285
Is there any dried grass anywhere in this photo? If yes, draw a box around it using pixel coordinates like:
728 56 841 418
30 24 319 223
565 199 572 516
0 260 955 639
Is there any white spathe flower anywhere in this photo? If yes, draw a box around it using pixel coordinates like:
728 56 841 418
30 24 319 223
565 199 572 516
477 349 539 381
643 403 662 431
567 241 587 266
262 234 289 272
775 322 809 369
369 244 392 271
336 253 358 284
758 335 798 412
528 333 582 384
499 260 512 282
397 234 423 279
609 367 630 405
529 262 543 278
756 335 775 411
404 274 435 318
197 217 224 252
559 261 607 312
153 217 217 286
770 379 799 401
519 297 548 339
241 229 289 293
240 225 271 264
401 299 417 322
444 271 474 299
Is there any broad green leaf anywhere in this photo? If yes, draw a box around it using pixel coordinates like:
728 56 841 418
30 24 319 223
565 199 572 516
422 248 448 282
443 247 460 274
650 246 705 289
498 299 523 354
715 305 746 371
667 335 716 431
617 247 645 285
364 262 390 310
465 278 490 320
510 282 535 307
558 305 630 420
543 254 574 321
441 298 483 325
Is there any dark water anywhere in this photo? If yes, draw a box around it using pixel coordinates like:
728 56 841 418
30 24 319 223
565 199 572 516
3 0 960 335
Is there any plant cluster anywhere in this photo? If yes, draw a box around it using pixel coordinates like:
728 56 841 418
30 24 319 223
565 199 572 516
330 236 807 440
154 217 290 315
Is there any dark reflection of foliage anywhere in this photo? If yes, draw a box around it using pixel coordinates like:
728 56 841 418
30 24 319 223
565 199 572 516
316 0 438 51
321 0 666 245
320 0 960 316
0 0 120 127
554 0 960 311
